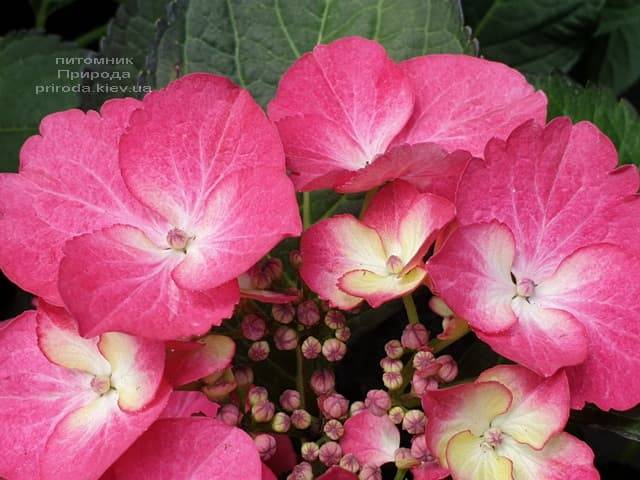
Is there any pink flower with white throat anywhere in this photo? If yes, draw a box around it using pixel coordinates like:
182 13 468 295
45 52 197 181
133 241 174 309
301 180 455 309
268 36 546 196
422 365 598 480
0 304 170 480
0 73 301 340
427 118 640 410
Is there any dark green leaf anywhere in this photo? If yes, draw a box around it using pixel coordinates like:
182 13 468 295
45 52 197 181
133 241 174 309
571 406 640 442
463 0 605 73
145 0 477 106
531 75 640 166
0 31 88 172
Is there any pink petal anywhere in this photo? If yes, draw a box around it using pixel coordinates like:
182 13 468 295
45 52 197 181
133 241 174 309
165 334 235 387
262 464 278 480
427 222 518 333
456 118 640 281
268 37 414 191
0 99 158 304
337 144 471 200
340 410 400 467
300 215 387 309
110 418 262 479
394 55 547 157
59 224 239 340
339 266 427 308
318 466 359 479
239 288 299 304
412 462 450 480
159 391 219 419
535 244 640 410
265 434 298 476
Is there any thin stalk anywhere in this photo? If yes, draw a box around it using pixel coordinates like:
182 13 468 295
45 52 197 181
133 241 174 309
394 468 407 480
302 192 311 229
36 0 49 29
75 25 107 47
402 294 420 325
429 323 471 353
296 345 306 408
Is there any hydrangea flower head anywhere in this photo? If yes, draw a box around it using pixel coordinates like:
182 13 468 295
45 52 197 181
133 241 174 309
427 118 640 409
268 36 546 195
301 180 454 309
422 365 598 480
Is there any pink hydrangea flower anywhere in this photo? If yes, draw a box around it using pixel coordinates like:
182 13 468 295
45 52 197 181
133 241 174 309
340 410 400 467
268 36 546 195
301 180 455 309
422 365 598 480
0 304 170 479
0 73 301 340
427 118 640 410
164 334 235 387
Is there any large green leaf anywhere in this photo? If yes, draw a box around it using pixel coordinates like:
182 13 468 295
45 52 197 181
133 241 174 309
0 31 88 172
463 0 605 74
145 0 477 106
532 75 640 166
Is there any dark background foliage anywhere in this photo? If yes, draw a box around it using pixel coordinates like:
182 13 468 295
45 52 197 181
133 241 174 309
2 0 640 478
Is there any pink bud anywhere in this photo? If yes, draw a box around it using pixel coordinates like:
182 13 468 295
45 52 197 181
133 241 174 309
335 326 351 342
402 410 425 435
401 323 429 350
382 371 403 390
263 257 283 281
297 300 320 327
272 303 295 324
301 336 322 359
291 409 312 429
248 341 270 361
516 277 536 298
322 338 347 362
248 386 268 406
311 369 335 395
411 435 429 461
217 403 241 426
436 354 458 382
233 365 254 387
289 249 303 269
166 228 192 251
324 310 346 329
365 389 391 416
254 433 277 461
318 441 342 466
251 401 275 423
394 447 420 469
412 350 437 373
321 393 349 419
386 255 404 274
359 465 382 480
380 357 403 373
202 368 237 400
274 326 298 351
350 401 365 416
301 442 320 461
411 373 438 396
279 389 301 412
384 339 404 359
248 261 272 289
288 462 313 480
324 419 345 440
388 406 405 425
272 412 291 433
241 314 267 341
339 453 360 473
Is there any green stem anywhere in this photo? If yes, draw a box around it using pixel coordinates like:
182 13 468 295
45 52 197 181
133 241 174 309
36 0 49 29
359 188 378 219
429 323 471 353
393 468 407 480
402 294 420 325
320 194 348 220
75 25 107 47
296 345 306 408
302 192 311 229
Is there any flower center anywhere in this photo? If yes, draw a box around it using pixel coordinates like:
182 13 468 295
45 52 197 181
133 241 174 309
482 427 503 448
91 375 111 395
516 277 535 298
386 255 404 275
167 227 193 252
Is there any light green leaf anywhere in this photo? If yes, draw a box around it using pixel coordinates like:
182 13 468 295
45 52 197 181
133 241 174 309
531 75 640 166
0 31 88 172
145 0 477 106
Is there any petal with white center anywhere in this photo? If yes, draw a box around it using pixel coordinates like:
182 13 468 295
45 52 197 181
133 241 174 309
445 430 514 480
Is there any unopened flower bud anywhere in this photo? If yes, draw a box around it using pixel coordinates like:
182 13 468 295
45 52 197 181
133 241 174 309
288 462 313 480
254 433 277 461
384 339 404 359
241 314 267 341
252 401 275 423
436 355 458 382
272 412 291 433
335 326 351 342
233 365 254 388
411 435 429 461
340 453 360 473
311 369 335 395
380 357 403 373
401 323 429 350
386 255 404 274
297 300 320 327
218 403 241 426
350 401 365 416
321 393 349 419
322 338 347 362
272 303 295 324
248 341 270 361
365 389 391 416
301 336 322 359
248 386 268 406
319 441 342 466
411 373 438 396
324 310 346 329
388 406 405 425
359 465 382 480
248 262 272 289
263 257 283 281
202 368 237 400
301 442 320 461
402 410 425 435
291 409 312 429
280 389 301 412
167 228 191 251
289 249 303 269
274 326 298 350
394 447 420 469
324 419 345 440
413 350 437 374
383 371 403 390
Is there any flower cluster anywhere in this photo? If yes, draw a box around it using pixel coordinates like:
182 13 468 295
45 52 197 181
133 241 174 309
1 34 638 480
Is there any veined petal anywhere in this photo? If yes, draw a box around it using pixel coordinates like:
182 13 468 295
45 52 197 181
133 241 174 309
159 391 219 419
165 335 235 387
427 222 517 333
445 430 514 480
300 215 387 309
339 267 426 308
340 411 400 467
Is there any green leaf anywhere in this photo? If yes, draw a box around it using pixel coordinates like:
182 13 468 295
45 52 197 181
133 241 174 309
0 31 88 172
463 0 605 74
571 406 640 442
145 0 477 106
531 75 640 166
81 0 169 109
